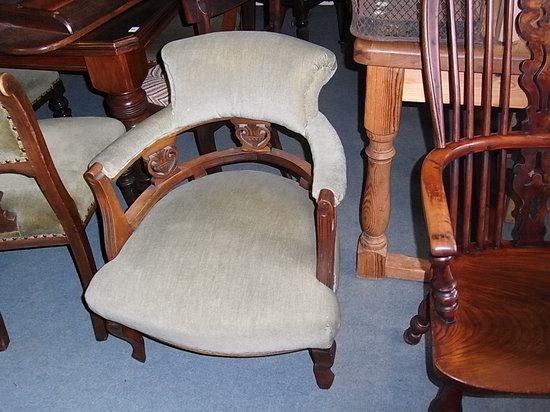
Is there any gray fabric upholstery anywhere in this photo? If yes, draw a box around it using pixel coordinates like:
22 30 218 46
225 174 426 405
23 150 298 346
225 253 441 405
86 170 340 355
0 69 59 104
92 31 346 204
0 117 125 239
163 32 336 135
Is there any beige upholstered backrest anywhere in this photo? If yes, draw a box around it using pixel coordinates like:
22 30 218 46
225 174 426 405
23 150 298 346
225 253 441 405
162 31 337 135
93 32 346 204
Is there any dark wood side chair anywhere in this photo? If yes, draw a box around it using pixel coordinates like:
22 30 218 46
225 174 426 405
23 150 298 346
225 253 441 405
0 72 126 350
403 0 550 408
0 68 71 118
268 0 351 43
83 31 345 389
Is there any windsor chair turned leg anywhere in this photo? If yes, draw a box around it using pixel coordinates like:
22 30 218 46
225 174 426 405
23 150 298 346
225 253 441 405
357 66 405 279
429 384 463 412
404 296 430 345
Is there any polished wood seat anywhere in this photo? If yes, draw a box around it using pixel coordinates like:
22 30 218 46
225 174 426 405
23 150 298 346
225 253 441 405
432 247 550 394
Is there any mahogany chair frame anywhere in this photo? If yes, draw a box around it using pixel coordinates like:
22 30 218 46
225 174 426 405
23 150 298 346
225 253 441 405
85 117 339 389
0 73 108 350
403 0 550 407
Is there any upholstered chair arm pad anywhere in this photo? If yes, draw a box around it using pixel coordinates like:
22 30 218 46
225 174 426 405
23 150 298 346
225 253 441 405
305 114 346 206
91 107 179 180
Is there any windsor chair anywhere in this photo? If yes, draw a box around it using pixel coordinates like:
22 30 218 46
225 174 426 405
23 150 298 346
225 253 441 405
403 0 550 408
0 72 126 350
83 31 345 389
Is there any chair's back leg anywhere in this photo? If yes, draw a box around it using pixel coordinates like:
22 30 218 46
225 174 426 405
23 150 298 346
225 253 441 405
309 341 336 389
0 312 9 351
66 229 108 341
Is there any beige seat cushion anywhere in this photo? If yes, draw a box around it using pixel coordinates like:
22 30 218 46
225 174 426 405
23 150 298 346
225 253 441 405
0 68 59 104
86 170 340 356
0 117 125 239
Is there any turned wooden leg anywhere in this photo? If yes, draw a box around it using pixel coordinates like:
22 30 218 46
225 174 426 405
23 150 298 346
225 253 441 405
309 342 336 389
85 51 153 205
106 321 146 362
357 66 404 279
0 313 9 351
292 0 309 40
429 384 463 412
432 257 458 324
48 81 72 118
404 296 430 345
333 0 351 45
267 0 283 31
193 123 223 174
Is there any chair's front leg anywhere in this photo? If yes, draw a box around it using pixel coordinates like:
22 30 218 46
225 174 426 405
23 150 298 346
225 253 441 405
316 189 336 289
309 342 336 389
0 313 9 351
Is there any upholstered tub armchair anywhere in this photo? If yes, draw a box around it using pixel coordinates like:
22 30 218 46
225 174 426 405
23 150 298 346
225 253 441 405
84 31 346 389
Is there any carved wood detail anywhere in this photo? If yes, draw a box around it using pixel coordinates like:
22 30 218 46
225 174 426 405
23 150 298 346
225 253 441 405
511 148 550 245
146 145 180 182
231 118 272 152
0 191 17 234
517 0 550 132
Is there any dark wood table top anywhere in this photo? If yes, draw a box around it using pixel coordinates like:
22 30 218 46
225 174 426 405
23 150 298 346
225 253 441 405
0 0 151 54
0 0 178 70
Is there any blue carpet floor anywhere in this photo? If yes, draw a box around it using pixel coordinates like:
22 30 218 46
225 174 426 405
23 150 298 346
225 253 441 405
1 6 549 411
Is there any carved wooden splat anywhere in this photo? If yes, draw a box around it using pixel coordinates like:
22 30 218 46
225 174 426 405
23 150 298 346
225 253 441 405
511 149 550 245
146 144 179 182
230 118 272 152
0 191 18 234
517 0 550 132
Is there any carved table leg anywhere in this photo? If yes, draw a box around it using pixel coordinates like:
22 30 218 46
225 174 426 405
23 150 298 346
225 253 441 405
357 66 404 278
85 51 153 205
0 313 9 351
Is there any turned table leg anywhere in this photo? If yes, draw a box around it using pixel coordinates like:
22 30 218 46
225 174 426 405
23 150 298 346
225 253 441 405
85 51 153 205
357 66 404 278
